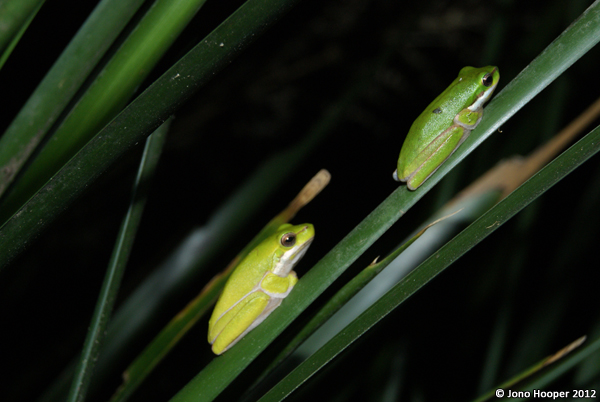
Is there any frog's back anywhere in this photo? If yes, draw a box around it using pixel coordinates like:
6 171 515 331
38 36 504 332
397 76 480 176
210 248 272 325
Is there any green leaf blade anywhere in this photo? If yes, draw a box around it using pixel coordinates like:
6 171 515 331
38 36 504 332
0 0 147 197
0 0 304 270
166 4 600 400
0 0 209 219
66 121 169 402
0 0 44 54
256 123 600 402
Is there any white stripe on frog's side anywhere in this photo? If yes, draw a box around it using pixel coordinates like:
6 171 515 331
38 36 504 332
468 77 498 112
215 294 284 353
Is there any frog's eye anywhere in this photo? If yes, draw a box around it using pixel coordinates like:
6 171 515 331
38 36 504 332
280 232 297 247
482 73 494 87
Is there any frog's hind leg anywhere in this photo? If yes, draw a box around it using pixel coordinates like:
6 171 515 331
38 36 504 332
405 125 468 190
210 271 298 354
211 291 271 354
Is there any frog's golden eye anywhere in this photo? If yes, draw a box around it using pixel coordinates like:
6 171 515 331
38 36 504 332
280 233 297 247
482 73 494 87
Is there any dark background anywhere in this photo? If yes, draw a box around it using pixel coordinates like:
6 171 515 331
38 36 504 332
1 0 600 401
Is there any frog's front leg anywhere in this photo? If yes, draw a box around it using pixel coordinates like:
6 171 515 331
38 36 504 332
261 270 298 298
244 270 298 328
210 271 298 355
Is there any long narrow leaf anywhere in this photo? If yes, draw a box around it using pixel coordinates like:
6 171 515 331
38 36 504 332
107 170 329 402
0 1 43 71
0 0 146 196
0 0 209 218
0 0 44 54
520 336 600 394
0 0 306 270
256 123 600 402
250 211 459 393
167 4 600 401
66 121 169 402
473 336 589 402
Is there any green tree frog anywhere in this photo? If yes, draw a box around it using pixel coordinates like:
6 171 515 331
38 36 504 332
208 223 315 355
393 66 500 190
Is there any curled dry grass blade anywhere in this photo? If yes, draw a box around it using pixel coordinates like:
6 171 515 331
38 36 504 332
473 336 591 402
167 4 600 401
66 121 169 402
0 0 307 271
255 123 600 402
524 335 600 393
0 0 147 196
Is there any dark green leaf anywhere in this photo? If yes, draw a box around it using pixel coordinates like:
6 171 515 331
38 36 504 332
256 123 600 402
